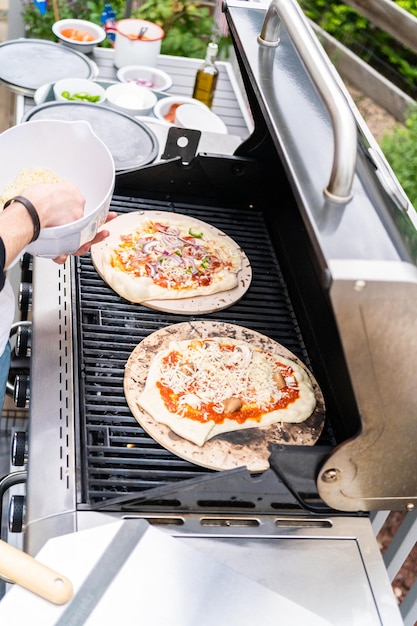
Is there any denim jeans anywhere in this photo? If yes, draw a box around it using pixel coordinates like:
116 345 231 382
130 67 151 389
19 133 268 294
0 340 11 415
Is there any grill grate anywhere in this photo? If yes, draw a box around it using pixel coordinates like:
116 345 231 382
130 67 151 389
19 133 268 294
75 195 317 507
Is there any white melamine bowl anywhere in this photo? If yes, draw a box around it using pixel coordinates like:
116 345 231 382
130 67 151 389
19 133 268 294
0 119 115 257
52 19 106 54
106 82 157 116
53 78 106 104
116 65 172 91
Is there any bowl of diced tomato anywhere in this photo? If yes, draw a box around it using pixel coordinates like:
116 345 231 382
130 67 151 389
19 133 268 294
52 19 106 54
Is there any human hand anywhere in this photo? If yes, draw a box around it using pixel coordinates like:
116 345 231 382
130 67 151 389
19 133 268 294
53 211 118 264
22 181 86 228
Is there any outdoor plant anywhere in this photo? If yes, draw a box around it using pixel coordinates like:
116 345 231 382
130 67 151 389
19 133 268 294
299 0 417 98
21 1 124 43
20 0 229 58
380 108 417 211
132 0 227 59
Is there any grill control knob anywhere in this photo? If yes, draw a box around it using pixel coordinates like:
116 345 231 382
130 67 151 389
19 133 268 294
13 374 30 409
20 252 33 273
15 324 31 358
8 495 26 533
18 282 32 319
11 431 28 467
20 253 33 283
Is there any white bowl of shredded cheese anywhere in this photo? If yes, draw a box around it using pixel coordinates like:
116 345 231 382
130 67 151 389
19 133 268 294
0 119 115 257
105 82 157 116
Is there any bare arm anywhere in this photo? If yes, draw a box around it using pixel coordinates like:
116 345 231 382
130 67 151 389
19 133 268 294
0 181 117 270
0 181 85 268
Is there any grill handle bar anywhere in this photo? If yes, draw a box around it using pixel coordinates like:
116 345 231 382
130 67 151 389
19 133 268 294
258 0 356 203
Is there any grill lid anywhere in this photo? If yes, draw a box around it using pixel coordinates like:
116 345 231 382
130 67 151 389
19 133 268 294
224 0 417 511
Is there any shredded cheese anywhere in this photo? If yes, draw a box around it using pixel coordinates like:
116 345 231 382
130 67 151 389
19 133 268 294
0 168 63 210
159 339 297 413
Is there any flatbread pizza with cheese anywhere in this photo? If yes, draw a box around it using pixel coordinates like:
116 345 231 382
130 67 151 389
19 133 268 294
124 322 325 471
91 211 246 306
136 336 317 447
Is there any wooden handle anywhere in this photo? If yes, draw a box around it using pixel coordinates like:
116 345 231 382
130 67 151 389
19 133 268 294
0 539 73 605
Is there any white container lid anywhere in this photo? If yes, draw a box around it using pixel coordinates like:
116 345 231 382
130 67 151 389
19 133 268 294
174 104 227 134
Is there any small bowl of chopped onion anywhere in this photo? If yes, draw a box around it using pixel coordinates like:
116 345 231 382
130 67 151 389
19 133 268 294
52 18 106 54
53 78 106 104
116 65 173 92
105 82 157 116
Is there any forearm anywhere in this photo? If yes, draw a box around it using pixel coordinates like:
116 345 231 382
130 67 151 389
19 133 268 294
0 200 35 268
0 181 86 269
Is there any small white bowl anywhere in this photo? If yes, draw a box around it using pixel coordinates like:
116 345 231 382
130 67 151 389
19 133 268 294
106 82 157 116
53 78 106 104
153 96 209 124
52 19 106 54
116 65 173 92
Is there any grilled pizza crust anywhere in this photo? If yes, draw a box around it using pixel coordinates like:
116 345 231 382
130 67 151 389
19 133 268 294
137 337 317 447
93 213 243 304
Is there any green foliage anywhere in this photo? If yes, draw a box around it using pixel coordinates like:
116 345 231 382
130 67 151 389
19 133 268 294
380 109 417 210
396 0 417 17
21 0 125 45
132 0 223 58
20 0 229 58
299 1 417 97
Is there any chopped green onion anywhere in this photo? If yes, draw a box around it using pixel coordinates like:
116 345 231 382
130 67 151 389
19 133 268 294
189 228 203 238
60 91 101 103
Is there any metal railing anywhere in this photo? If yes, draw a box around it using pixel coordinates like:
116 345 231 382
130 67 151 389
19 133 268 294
343 0 417 55
371 510 417 626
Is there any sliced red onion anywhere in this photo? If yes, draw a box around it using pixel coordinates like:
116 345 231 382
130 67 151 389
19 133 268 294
161 233 182 248
154 223 180 236
179 237 200 248
142 239 161 254
146 262 157 278
185 256 198 275
164 253 183 266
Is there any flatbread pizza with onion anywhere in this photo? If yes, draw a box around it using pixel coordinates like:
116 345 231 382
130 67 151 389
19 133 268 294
91 211 250 311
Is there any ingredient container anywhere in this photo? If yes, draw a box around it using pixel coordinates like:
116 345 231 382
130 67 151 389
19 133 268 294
114 19 164 69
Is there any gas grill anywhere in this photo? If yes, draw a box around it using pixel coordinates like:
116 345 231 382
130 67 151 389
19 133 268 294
5 0 417 622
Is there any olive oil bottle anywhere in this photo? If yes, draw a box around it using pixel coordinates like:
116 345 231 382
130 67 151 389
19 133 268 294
192 42 219 108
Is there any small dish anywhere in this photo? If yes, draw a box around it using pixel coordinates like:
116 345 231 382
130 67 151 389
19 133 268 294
53 78 106 104
174 104 228 134
116 65 173 92
106 82 157 116
153 96 209 125
52 19 106 54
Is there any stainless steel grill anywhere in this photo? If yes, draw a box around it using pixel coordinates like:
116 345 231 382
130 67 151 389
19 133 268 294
5 0 417 622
